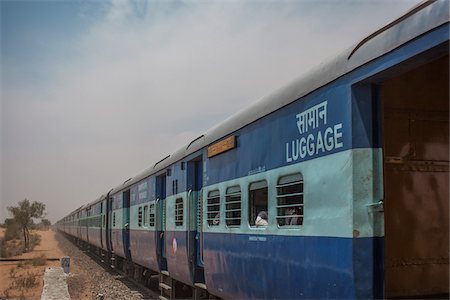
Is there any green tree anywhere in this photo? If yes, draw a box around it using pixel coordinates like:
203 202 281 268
7 199 45 251
4 218 21 241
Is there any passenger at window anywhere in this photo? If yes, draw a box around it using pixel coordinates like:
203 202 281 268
255 211 268 227
213 213 220 225
285 207 298 225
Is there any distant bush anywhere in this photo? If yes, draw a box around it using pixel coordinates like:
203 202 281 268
4 218 21 241
31 254 47 266
0 239 23 258
0 238 6 258
29 233 41 249
0 221 41 258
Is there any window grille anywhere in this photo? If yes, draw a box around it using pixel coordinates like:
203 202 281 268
225 186 241 227
143 205 148 227
207 190 220 226
175 198 183 226
276 173 304 226
249 180 268 227
149 204 155 227
138 206 143 227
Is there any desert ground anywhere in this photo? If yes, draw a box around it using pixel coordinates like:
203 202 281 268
0 229 65 299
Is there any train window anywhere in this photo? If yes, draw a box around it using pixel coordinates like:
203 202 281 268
102 215 106 228
225 186 241 227
112 212 116 227
249 180 268 227
276 173 304 226
149 204 155 227
175 198 183 226
207 190 220 226
143 205 148 227
138 206 143 227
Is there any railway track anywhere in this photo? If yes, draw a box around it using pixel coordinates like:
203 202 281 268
57 232 160 300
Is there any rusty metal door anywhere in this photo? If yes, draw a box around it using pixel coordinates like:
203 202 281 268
381 55 449 298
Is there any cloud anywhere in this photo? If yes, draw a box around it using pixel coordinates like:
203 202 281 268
1 0 419 222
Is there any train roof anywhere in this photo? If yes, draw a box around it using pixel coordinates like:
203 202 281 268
107 0 448 195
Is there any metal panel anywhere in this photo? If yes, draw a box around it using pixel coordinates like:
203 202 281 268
382 55 449 297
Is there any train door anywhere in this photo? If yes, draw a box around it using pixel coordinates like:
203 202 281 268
107 196 113 252
122 189 132 259
381 54 449 298
187 156 204 282
100 202 104 249
156 174 168 270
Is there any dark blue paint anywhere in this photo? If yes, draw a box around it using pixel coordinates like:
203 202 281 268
107 197 113 252
122 190 131 259
156 174 168 269
203 232 383 299
130 229 160 272
203 24 449 187
88 227 102 249
352 84 382 154
165 230 197 286
112 229 126 258
167 162 187 197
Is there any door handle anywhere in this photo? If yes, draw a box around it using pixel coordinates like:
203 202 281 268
366 201 384 213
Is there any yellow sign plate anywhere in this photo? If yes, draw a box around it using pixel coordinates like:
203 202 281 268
208 136 236 158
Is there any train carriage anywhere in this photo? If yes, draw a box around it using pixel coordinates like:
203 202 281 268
128 176 160 272
109 189 132 260
58 1 449 299
84 197 107 250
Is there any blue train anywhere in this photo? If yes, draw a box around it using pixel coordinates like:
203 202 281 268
57 1 449 298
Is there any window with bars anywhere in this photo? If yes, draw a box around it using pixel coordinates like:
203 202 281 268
225 186 241 227
143 205 148 227
149 204 155 227
175 198 183 226
276 173 304 226
207 190 220 226
138 206 143 227
249 180 268 227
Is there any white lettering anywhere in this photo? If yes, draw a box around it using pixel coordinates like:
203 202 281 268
286 142 292 163
307 134 315 156
316 130 324 154
334 123 343 148
286 100 344 162
299 137 307 158
324 127 334 151
292 140 299 161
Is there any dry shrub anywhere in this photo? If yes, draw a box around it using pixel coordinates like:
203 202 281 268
0 239 23 258
4 268 39 299
31 254 47 266
29 233 41 249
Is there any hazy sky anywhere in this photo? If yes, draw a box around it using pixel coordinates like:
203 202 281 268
1 0 419 223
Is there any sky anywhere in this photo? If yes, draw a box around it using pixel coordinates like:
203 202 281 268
1 0 420 223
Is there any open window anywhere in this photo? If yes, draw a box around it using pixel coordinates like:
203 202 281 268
138 206 143 227
225 186 241 227
175 198 183 227
276 173 304 226
143 205 148 227
248 180 268 226
207 190 220 226
149 203 155 227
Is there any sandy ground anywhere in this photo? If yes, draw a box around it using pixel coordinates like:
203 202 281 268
0 230 66 299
